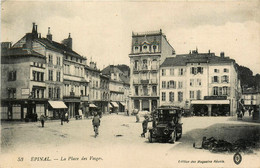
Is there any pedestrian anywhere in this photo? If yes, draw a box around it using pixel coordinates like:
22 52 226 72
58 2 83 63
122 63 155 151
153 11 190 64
39 114 45 127
92 112 101 136
135 109 140 122
141 115 149 137
126 109 129 116
61 111 64 125
65 112 69 123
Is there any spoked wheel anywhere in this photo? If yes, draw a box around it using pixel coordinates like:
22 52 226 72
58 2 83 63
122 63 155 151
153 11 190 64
148 131 153 143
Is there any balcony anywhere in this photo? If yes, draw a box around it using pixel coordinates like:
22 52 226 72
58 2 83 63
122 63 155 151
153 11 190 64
150 79 157 84
141 80 149 84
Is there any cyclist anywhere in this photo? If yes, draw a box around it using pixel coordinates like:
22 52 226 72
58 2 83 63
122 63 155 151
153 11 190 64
92 112 101 137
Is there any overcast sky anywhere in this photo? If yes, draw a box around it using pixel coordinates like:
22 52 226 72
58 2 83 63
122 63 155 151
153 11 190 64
1 1 260 74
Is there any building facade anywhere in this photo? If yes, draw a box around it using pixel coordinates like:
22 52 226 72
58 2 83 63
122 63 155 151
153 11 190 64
160 50 240 116
1 23 89 120
129 30 175 113
102 65 130 113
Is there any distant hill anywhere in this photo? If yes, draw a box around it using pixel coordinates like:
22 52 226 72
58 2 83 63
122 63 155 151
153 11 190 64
238 65 260 88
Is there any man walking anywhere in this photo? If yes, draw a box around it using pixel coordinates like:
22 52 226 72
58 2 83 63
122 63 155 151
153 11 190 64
92 112 101 137
39 114 45 127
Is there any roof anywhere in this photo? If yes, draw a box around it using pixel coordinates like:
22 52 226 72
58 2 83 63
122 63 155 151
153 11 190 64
161 52 235 67
101 65 130 84
36 38 85 59
1 47 45 58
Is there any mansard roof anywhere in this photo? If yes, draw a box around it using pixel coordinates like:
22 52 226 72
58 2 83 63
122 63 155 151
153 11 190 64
36 38 85 59
161 52 235 67
2 47 45 58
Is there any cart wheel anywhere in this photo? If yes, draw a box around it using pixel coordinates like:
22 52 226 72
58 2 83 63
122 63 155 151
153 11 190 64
148 131 153 143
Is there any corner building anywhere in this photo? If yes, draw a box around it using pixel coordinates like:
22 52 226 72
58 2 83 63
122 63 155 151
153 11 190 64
160 50 241 116
129 30 175 113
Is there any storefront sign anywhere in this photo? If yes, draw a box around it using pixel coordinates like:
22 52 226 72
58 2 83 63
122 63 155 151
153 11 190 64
204 96 227 100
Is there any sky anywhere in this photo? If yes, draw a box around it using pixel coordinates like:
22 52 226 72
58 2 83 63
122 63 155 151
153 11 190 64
1 1 260 74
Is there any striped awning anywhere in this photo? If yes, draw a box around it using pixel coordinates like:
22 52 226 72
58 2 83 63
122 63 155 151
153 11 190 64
111 102 119 108
89 104 97 108
48 101 67 109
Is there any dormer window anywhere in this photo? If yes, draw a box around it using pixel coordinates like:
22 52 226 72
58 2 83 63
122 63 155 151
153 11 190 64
143 46 147 49
135 46 138 50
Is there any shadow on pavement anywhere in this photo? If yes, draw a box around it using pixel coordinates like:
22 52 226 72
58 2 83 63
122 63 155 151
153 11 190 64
172 123 260 154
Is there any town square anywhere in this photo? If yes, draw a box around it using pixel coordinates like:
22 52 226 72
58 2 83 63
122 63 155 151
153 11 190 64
1 1 260 168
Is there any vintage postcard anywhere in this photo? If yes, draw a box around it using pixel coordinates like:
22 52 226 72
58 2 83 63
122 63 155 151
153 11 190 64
1 0 260 168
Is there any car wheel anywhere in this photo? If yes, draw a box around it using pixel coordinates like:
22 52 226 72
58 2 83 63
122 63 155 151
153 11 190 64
148 131 153 143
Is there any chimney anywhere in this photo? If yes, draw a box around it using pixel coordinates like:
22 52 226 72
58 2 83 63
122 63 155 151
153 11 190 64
220 52 225 58
47 27 52 41
208 50 210 54
32 22 36 33
62 33 72 50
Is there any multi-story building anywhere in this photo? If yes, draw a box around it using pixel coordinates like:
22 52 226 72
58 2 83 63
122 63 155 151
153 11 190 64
99 74 110 113
102 65 130 113
1 42 47 120
160 50 240 116
242 87 260 109
85 61 101 114
1 23 89 120
129 30 175 113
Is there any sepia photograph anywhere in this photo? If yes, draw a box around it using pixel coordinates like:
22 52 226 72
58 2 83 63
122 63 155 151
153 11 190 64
1 0 260 168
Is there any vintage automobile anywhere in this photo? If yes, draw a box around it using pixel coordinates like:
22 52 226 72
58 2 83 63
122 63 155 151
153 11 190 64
148 106 183 143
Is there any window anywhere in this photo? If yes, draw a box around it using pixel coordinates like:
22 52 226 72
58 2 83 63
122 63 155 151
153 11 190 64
191 67 203 75
213 87 218 96
169 92 174 102
212 76 219 83
57 57 61 65
224 68 229 73
221 75 229 83
178 81 183 89
56 71 60 82
196 90 201 99
8 88 16 98
153 45 157 52
162 69 166 76
162 81 166 88
56 87 60 99
222 86 230 96
162 92 166 101
143 45 147 49
135 46 138 50
190 91 194 99
134 60 139 70
8 71 16 81
48 70 53 81
143 59 148 69
178 68 184 76
197 79 202 86
135 86 139 95
190 79 194 86
48 87 53 98
152 86 157 94
214 69 219 73
168 80 176 88
178 92 183 102
33 71 44 82
48 54 53 64
170 69 174 76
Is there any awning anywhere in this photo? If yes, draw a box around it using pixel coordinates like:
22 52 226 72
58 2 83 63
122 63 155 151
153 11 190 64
48 101 67 109
89 104 97 108
109 104 113 108
111 102 119 108
191 100 230 105
120 102 126 106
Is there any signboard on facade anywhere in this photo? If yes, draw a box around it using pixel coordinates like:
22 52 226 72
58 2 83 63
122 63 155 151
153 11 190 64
21 88 30 95
204 96 227 100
